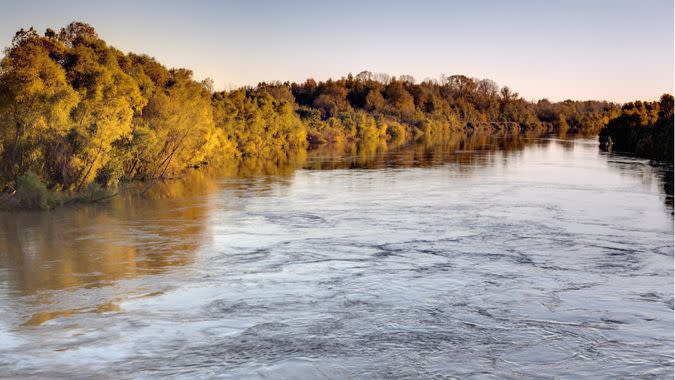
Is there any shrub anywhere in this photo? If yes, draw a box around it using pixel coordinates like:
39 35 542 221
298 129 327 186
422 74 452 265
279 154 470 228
13 171 60 210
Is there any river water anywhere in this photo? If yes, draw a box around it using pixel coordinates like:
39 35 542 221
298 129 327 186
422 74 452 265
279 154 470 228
0 135 672 379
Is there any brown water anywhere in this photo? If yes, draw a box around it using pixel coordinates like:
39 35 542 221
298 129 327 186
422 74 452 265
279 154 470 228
0 135 672 378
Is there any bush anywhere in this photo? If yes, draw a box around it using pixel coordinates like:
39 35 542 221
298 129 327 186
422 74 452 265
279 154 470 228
0 172 119 210
13 171 60 210
76 182 116 203
600 113 673 162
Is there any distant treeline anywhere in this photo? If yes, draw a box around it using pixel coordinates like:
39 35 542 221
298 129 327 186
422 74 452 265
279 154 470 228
291 71 619 145
599 95 674 162
0 22 629 200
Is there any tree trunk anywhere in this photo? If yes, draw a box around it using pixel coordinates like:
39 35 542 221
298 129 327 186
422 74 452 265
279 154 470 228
76 143 104 191
9 121 24 178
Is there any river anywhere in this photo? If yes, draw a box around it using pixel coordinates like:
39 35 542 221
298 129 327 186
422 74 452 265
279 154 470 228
0 135 672 378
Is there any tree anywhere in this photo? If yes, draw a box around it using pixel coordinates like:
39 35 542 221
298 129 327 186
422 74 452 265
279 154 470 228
58 21 98 47
364 89 385 111
659 93 673 119
64 31 146 189
0 34 79 187
383 81 415 116
599 94 673 162
134 69 227 179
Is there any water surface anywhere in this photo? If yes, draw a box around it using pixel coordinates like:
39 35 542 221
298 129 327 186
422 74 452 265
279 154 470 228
0 136 672 378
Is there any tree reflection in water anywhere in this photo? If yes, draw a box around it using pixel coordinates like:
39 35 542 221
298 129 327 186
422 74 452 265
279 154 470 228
0 133 671 326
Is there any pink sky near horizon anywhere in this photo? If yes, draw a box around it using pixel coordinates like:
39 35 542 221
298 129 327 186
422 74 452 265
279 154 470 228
1 0 673 103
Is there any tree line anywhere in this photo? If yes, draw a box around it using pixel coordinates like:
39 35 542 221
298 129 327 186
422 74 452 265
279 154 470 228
600 94 674 162
0 22 632 203
291 71 620 144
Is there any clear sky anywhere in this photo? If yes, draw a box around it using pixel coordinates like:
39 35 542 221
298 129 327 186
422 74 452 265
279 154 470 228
1 0 672 102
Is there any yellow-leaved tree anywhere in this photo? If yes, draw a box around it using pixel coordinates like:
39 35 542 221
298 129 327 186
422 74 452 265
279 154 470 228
139 69 230 178
0 28 79 189
60 22 146 190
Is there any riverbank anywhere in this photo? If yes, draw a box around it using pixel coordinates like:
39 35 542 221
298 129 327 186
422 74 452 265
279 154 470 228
0 129 552 210
0 171 118 210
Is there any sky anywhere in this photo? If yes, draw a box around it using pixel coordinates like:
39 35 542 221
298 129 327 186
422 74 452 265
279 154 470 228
0 0 672 102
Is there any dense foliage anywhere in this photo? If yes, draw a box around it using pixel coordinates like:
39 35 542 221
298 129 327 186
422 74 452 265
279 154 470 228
290 72 619 143
0 24 231 193
0 22 639 208
599 94 673 162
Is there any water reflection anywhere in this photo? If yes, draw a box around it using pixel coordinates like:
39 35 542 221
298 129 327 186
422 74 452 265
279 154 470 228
1 134 671 300
305 131 550 171
0 176 219 325
0 132 672 366
602 154 674 209
0 176 217 294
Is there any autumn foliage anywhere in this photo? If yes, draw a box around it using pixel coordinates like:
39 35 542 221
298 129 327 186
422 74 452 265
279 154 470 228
0 22 643 199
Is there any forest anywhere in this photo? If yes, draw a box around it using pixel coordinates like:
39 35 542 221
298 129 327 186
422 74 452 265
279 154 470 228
0 22 666 208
